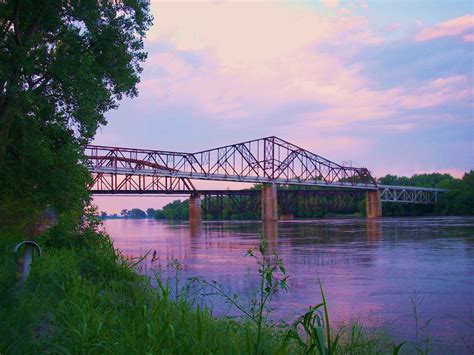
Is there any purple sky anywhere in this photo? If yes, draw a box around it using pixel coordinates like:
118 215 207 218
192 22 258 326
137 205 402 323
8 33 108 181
93 1 473 213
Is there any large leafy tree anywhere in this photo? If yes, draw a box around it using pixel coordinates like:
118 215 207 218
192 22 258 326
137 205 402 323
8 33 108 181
0 0 152 232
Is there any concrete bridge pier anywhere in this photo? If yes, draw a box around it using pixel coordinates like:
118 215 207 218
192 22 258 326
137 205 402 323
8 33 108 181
366 190 382 218
261 184 278 222
189 193 202 223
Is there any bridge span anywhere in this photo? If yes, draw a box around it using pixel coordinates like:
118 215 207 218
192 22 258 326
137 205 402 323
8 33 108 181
85 136 446 221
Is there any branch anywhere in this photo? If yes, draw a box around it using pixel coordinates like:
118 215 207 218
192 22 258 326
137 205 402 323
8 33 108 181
13 0 22 46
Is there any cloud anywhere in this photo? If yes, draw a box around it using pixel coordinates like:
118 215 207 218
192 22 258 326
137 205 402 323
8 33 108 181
138 1 472 136
140 2 386 122
396 75 472 110
390 22 401 30
416 14 474 42
463 33 474 42
320 0 339 8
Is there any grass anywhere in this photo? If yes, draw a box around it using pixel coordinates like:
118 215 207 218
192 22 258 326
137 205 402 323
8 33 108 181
1 227 405 354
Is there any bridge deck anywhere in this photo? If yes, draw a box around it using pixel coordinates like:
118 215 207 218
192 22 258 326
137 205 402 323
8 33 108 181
91 186 447 204
86 137 446 204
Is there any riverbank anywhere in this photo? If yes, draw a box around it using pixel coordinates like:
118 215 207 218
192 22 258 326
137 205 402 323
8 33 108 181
0 225 404 354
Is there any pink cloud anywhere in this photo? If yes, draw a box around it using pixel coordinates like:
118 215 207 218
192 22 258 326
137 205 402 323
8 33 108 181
463 33 474 42
416 14 474 42
390 22 401 30
396 76 471 110
149 2 382 55
138 2 471 154
320 0 339 8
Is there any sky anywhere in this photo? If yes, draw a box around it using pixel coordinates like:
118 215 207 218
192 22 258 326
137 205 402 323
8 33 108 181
93 0 474 214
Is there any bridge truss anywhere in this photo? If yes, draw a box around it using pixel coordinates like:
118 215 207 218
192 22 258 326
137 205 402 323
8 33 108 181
87 137 446 205
379 185 441 204
86 136 377 189
91 173 196 193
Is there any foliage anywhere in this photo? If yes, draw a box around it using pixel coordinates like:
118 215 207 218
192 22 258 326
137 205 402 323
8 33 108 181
0 0 152 233
154 200 190 220
146 208 156 218
435 171 474 215
120 208 147 219
378 173 455 188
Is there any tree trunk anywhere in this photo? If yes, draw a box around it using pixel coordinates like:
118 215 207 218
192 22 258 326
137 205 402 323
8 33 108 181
0 95 12 159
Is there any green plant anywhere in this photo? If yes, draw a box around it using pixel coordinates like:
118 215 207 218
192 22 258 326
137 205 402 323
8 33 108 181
286 280 406 355
192 233 289 353
286 280 340 355
411 290 432 354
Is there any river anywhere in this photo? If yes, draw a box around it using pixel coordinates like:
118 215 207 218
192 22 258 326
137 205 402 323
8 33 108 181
103 217 474 353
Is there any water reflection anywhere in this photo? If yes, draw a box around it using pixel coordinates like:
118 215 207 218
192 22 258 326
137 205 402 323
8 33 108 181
262 220 278 252
104 217 474 353
189 220 202 238
366 219 382 242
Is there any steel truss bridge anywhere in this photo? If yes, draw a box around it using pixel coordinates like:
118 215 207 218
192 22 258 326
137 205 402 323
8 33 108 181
85 136 445 205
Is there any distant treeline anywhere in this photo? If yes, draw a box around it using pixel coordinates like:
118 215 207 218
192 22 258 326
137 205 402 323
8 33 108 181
101 208 157 219
378 171 473 216
105 171 473 220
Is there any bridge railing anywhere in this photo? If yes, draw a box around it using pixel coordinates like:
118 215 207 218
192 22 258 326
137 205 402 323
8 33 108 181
378 185 448 204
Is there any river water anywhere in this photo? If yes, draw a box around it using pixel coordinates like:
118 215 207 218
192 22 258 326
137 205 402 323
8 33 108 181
103 217 474 352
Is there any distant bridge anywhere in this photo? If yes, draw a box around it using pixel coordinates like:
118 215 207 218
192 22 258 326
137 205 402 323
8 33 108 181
85 136 446 221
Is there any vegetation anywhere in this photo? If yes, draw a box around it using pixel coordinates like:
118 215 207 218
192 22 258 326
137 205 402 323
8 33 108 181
0 0 152 233
101 208 159 219
120 208 147 219
155 200 191 220
1 222 404 353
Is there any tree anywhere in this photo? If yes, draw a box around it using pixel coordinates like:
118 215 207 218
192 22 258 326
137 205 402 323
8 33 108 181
0 1 152 233
436 170 474 215
129 208 146 218
146 208 156 218
154 200 189 220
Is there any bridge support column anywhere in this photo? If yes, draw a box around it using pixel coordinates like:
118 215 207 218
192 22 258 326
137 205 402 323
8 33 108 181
366 190 382 218
261 184 278 222
189 194 202 223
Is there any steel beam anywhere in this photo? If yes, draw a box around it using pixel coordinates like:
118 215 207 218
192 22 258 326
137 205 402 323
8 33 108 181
378 185 444 204
85 136 377 190
85 138 447 206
